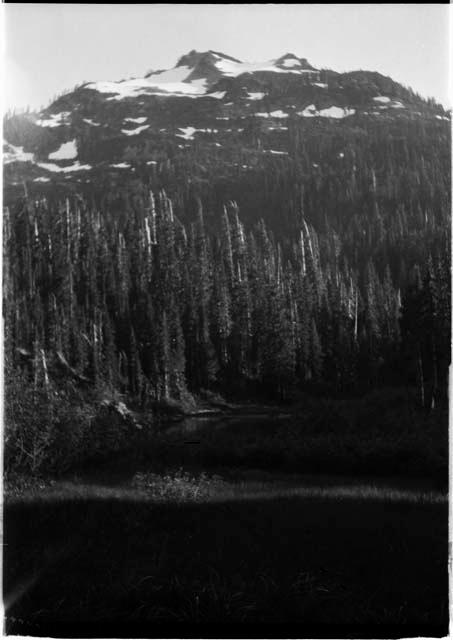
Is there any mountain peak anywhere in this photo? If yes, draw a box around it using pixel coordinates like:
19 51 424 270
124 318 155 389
176 50 241 69
4 45 448 194
143 51 318 88
275 53 316 71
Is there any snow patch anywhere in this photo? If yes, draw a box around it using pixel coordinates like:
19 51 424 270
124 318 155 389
124 117 147 124
266 149 288 155
319 106 355 118
377 99 404 111
88 67 207 99
83 118 101 126
176 126 218 140
247 91 266 101
190 77 209 92
36 112 71 127
206 91 226 99
255 110 288 119
313 82 328 88
373 96 391 104
281 58 300 68
3 143 34 164
176 127 197 140
111 162 131 169
297 104 317 117
215 57 318 77
146 160 158 165
297 105 355 119
86 64 226 101
33 177 51 182
48 140 77 161
121 125 150 136
37 161 91 173
147 65 193 85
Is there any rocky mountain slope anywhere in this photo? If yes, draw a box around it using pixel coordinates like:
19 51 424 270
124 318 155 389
3 49 450 201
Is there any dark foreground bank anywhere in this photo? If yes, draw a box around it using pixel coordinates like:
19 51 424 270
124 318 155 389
4 385 448 636
4 465 448 637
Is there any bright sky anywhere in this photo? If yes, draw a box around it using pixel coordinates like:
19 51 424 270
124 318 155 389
3 3 451 112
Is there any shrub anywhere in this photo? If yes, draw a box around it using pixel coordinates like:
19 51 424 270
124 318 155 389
4 366 56 474
132 468 226 502
4 365 145 476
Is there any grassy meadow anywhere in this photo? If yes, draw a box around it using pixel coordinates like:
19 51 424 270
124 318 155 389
4 388 449 637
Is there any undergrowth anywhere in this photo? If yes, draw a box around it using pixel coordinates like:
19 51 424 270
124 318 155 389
131 469 227 502
4 365 144 477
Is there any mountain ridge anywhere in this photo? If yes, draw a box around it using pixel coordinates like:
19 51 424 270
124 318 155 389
3 49 450 200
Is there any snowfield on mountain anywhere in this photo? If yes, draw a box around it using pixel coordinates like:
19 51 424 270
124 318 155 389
3 49 450 192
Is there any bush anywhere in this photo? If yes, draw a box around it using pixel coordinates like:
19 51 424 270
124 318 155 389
4 365 144 476
132 468 226 502
4 367 57 474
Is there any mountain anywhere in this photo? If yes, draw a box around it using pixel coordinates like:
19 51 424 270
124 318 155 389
3 49 451 428
3 48 450 207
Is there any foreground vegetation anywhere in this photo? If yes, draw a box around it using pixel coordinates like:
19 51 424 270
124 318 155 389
5 352 447 633
4 376 448 634
4 466 448 636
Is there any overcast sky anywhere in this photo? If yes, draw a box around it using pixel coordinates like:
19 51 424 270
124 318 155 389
3 4 451 112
